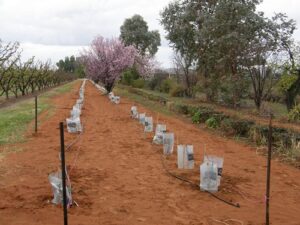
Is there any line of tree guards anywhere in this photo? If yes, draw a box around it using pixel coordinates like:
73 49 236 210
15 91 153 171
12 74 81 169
82 0 300 116
0 40 81 100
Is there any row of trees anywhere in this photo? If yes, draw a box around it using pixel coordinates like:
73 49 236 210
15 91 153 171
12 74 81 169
160 0 299 111
0 39 75 99
56 55 85 78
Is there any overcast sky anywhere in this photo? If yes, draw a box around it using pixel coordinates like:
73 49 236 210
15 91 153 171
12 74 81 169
0 0 300 68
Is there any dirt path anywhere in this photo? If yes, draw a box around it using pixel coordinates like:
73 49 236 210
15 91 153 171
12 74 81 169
0 81 299 225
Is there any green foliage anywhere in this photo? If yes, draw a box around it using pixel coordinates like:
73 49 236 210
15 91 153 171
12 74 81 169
131 79 145 88
56 56 75 73
147 72 169 90
205 117 219 129
219 74 250 107
277 73 298 92
170 84 185 97
231 120 254 137
122 68 139 85
220 118 236 135
192 111 201 124
75 64 86 78
160 79 175 93
288 104 300 121
120 14 161 56
56 55 84 78
160 0 296 107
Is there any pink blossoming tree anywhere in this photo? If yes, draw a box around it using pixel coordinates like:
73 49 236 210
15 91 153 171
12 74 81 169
82 36 153 92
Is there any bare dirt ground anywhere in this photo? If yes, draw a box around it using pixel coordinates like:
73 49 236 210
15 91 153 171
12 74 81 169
0 81 299 225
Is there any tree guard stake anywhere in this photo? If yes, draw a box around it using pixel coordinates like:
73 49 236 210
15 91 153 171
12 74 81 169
266 113 273 225
35 96 38 133
59 122 68 225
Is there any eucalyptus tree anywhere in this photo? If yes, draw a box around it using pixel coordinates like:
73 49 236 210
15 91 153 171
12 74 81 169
161 0 296 108
120 14 161 57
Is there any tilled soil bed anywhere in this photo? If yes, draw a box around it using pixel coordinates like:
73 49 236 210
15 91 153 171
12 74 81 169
0 81 299 225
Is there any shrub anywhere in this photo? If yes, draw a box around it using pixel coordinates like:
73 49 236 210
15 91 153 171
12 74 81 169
205 117 219 129
220 118 236 135
131 79 145 88
170 85 186 97
192 111 201 123
198 108 214 122
288 104 300 122
121 68 139 85
186 106 198 116
191 107 214 123
231 120 254 137
160 79 175 93
147 72 169 90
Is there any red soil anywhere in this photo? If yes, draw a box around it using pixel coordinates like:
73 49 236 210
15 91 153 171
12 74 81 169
0 81 299 225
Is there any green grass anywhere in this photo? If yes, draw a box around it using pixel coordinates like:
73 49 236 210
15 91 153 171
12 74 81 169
114 86 175 117
0 81 77 145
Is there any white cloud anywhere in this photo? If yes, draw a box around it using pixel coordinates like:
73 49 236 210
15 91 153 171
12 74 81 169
0 0 299 68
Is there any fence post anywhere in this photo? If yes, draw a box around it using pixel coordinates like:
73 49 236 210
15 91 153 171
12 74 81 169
35 96 38 133
266 114 273 225
59 122 68 225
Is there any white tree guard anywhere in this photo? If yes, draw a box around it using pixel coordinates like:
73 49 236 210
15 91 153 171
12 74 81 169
144 117 153 132
163 133 174 155
200 161 218 193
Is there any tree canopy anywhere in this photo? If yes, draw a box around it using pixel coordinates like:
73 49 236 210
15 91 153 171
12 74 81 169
81 36 152 92
120 14 161 56
160 0 296 109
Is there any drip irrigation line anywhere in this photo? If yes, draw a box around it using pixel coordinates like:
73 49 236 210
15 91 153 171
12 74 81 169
160 155 240 208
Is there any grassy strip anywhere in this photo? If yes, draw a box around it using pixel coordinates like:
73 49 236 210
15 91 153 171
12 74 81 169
114 86 175 117
0 81 76 145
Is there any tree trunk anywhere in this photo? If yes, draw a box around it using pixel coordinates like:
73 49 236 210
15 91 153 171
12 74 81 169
286 91 295 111
5 91 9 99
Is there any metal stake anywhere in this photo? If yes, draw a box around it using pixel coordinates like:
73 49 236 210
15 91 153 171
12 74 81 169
59 122 68 225
266 114 273 225
35 96 38 133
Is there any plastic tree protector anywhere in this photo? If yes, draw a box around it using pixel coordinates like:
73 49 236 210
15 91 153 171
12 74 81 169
66 117 82 133
185 145 194 169
131 106 138 119
177 145 194 169
71 108 81 119
48 171 72 205
200 160 218 192
153 124 167 144
108 92 114 101
76 99 83 109
139 113 146 125
163 133 174 155
144 117 153 132
177 145 185 169
204 155 224 186
112 96 120 104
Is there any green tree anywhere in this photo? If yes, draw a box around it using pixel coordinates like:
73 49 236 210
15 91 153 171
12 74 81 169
120 14 161 56
274 14 299 111
56 55 85 77
161 0 296 109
